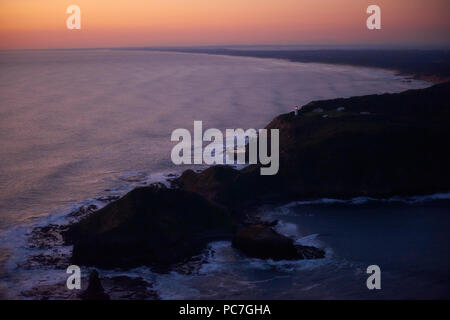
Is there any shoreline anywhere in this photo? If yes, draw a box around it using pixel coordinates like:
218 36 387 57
133 47 450 84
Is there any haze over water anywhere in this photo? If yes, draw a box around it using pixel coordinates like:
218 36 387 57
0 49 429 231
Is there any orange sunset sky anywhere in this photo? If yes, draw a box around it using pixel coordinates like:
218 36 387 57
0 0 449 49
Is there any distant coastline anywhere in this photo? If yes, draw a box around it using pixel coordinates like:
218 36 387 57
124 47 450 83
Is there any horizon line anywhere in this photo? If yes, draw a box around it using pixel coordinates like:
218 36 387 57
2 43 450 52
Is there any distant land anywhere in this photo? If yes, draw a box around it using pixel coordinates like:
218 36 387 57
124 47 450 83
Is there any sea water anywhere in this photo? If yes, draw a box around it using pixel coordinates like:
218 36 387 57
1 49 443 299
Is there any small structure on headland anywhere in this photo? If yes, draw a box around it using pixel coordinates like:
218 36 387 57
294 105 305 116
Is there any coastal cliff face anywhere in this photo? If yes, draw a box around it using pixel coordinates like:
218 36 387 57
66 82 450 268
177 81 450 205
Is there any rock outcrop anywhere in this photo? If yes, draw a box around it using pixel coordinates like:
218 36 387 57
232 224 324 260
64 184 233 269
79 270 110 300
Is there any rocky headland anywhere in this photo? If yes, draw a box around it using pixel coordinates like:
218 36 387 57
59 82 449 276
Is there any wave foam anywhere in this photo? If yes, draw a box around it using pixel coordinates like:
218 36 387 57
283 192 450 208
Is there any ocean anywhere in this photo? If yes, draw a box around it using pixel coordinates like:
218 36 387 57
1 49 447 299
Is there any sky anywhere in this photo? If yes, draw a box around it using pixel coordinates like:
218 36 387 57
0 0 449 49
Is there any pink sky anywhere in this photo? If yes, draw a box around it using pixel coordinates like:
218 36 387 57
0 0 449 49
